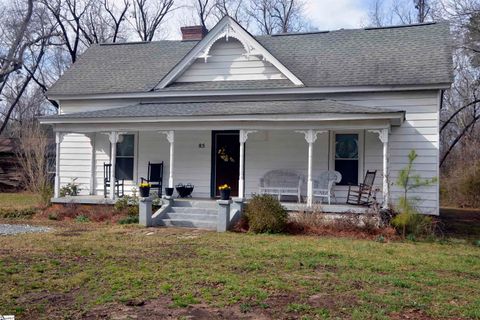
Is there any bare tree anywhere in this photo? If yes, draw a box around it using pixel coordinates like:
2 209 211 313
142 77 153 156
131 0 175 41
42 0 91 63
213 0 248 24
14 120 54 205
103 0 131 43
366 0 433 27
271 0 306 33
0 0 35 85
247 0 277 35
247 0 308 35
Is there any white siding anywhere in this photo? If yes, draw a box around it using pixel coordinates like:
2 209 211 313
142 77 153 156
137 131 212 198
331 90 440 214
59 133 92 195
176 38 286 82
57 90 440 214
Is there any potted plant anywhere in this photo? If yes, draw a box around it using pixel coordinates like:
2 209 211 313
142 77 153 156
165 187 174 197
138 182 151 197
218 184 231 200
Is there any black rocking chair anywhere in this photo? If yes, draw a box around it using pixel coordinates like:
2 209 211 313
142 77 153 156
103 163 125 198
346 170 377 206
141 161 164 197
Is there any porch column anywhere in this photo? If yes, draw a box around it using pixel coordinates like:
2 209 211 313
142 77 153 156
161 131 175 188
368 129 390 209
88 133 96 195
296 130 326 207
108 132 120 200
239 130 257 199
54 132 66 198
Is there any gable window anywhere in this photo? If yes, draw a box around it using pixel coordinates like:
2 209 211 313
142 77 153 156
115 134 134 180
335 133 359 185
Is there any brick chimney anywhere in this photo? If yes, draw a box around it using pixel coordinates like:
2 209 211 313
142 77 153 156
181 25 208 41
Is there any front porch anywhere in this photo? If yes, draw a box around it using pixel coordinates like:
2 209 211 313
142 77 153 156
51 195 369 214
45 99 405 213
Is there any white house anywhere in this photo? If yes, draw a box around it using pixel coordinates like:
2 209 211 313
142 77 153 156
40 16 452 221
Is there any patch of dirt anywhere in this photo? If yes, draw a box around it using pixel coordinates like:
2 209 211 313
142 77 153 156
389 308 437 320
307 292 358 311
81 297 272 320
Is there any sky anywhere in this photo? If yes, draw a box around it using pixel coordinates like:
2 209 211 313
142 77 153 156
163 0 372 40
303 0 370 31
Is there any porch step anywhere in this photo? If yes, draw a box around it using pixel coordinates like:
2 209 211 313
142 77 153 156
172 199 217 209
163 212 217 221
157 199 219 230
169 207 217 215
158 219 217 230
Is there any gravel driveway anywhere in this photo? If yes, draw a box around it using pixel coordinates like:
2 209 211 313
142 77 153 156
0 224 51 235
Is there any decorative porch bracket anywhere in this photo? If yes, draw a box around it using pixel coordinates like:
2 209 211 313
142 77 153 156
296 130 327 207
54 132 67 198
239 130 257 199
160 131 175 188
368 129 390 209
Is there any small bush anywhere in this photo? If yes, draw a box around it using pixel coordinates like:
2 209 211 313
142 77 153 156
39 185 53 208
59 178 81 197
75 215 90 223
0 207 37 219
118 215 139 225
245 194 287 233
391 212 437 238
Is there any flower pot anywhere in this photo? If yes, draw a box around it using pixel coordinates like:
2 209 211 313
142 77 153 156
220 189 231 200
165 187 174 197
139 186 150 197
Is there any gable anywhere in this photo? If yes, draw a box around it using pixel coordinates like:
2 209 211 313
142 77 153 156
175 38 286 82
156 16 303 89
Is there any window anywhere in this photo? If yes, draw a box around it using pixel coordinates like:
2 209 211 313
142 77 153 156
335 133 359 185
115 134 134 180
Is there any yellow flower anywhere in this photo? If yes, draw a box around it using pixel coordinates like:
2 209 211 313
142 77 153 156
218 184 230 190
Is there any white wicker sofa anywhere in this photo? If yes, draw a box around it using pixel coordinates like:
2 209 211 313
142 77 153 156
258 169 303 203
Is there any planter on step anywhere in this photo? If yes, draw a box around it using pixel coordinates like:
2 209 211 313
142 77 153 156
139 186 150 197
165 187 174 197
220 189 231 200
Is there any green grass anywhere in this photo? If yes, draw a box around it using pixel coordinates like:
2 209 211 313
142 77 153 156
0 192 41 210
0 224 479 319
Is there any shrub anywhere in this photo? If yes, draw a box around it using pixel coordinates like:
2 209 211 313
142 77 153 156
118 215 139 225
75 215 90 223
245 194 287 233
0 207 37 219
392 212 436 238
442 159 480 208
114 195 139 216
393 150 438 239
60 178 81 197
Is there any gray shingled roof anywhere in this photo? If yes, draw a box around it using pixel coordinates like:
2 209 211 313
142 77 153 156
41 99 404 121
47 22 452 96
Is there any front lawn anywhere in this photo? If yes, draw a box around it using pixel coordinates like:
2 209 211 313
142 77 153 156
0 223 479 319
0 192 40 210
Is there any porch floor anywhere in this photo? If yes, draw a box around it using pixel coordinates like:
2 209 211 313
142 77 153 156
51 196 368 213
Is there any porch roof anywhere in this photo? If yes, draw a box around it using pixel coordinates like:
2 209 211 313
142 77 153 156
40 99 405 125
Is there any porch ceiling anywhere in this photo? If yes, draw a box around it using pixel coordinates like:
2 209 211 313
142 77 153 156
40 99 405 127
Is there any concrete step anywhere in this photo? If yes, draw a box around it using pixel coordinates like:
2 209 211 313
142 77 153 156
163 212 218 221
159 219 217 230
170 207 217 215
173 200 217 209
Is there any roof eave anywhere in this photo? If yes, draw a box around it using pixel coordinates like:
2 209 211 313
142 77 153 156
39 111 405 126
47 83 452 101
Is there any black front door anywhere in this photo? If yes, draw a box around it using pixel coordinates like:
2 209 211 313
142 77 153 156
211 131 240 197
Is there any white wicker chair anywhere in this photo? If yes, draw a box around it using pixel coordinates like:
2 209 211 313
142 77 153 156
313 171 342 205
258 170 303 203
